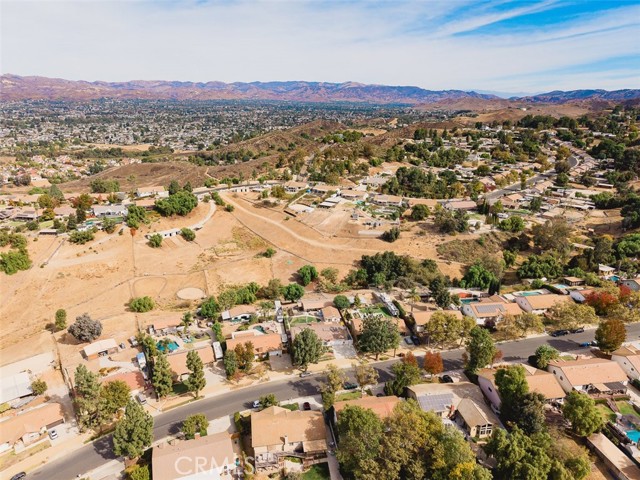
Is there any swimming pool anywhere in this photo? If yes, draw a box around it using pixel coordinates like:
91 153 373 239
157 341 179 353
460 298 479 305
519 291 542 296
610 275 620 283
626 430 640 443
553 284 569 289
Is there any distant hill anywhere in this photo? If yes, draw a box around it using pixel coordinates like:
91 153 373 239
0 74 498 104
1 74 638 105
516 89 640 103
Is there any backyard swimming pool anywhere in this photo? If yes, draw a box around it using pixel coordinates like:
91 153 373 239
157 341 179 353
626 430 640 443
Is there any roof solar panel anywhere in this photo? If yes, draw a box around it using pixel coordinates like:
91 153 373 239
417 393 453 412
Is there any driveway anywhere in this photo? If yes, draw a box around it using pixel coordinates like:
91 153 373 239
333 344 357 359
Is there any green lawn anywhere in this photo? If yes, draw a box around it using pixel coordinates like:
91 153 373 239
290 316 317 326
335 391 362 402
171 383 189 396
303 463 331 480
281 403 300 411
596 404 617 423
616 401 640 419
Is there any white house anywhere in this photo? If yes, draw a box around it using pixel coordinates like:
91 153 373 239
611 346 640 381
152 432 238 480
92 204 128 217
461 302 523 326
515 294 570 314
621 279 640 292
477 365 565 413
547 358 628 394
570 288 596 304
136 186 168 198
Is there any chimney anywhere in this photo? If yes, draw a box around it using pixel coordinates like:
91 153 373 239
283 435 289 445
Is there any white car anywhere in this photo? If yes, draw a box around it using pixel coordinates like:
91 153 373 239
252 400 261 408
48 429 58 440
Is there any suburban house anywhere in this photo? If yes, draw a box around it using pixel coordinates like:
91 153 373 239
477 366 565 413
563 276 585 287
136 186 168 198
82 339 119 360
333 396 401 423
621 279 640 292
152 431 238 480
290 323 352 347
348 315 408 338
570 288 596 304
284 181 308 194
547 358 628 394
166 346 215 379
309 184 334 196
587 433 640 480
251 406 327 472
321 306 341 323
100 371 146 395
0 372 33 405
454 398 496 439
411 309 463 333
53 205 75 218
221 305 257 322
225 331 283 359
0 403 65 453
370 194 405 208
406 382 499 438
148 316 183 335
461 302 523 326
611 346 640 381
301 297 333 312
514 294 570 314
443 200 477 211
92 204 128 217
13 209 39 221
339 189 368 202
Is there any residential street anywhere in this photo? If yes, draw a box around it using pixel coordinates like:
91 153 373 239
28 322 640 480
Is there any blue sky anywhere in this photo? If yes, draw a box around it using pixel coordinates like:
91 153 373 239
1 0 639 93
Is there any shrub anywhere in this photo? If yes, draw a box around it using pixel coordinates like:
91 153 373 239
381 227 400 243
148 234 163 248
68 313 103 342
69 230 95 245
129 296 155 313
180 228 196 241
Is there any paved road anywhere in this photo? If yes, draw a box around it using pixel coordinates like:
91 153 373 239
483 155 578 201
30 323 640 480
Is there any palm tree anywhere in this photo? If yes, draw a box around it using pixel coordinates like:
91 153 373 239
409 287 420 314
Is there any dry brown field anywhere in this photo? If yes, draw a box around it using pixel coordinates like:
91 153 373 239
1 191 466 366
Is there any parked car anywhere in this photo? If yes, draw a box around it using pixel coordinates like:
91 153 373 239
570 326 585 334
10 473 26 480
404 337 414 345
579 342 592 348
252 400 261 408
136 393 147 405
550 329 569 337
440 375 454 383
299 371 312 378
119 342 126 350
411 335 421 345
302 402 311 411
343 382 358 390
48 429 58 440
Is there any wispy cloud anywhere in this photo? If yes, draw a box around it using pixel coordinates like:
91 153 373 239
0 0 638 92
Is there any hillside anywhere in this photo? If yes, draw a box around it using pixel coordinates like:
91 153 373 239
2 75 638 105
0 74 498 104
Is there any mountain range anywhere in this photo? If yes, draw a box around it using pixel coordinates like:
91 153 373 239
1 74 639 105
